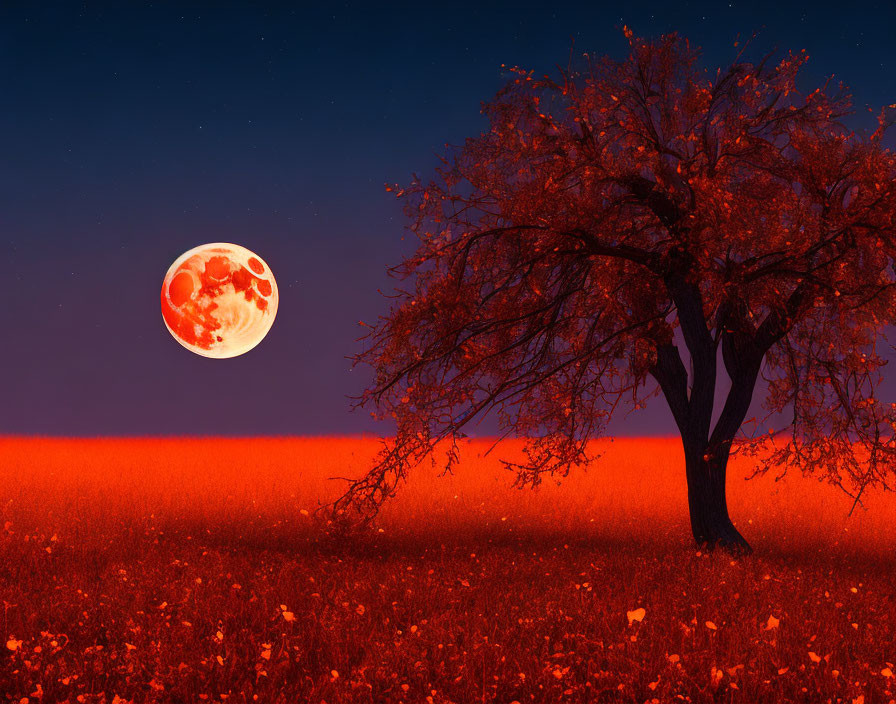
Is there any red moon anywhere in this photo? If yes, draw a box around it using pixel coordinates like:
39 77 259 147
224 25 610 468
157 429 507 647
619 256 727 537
160 243 279 358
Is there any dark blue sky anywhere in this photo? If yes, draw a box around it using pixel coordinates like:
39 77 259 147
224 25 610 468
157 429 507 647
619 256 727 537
1 1 894 436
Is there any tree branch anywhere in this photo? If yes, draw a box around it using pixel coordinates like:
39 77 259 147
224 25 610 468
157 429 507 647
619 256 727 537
649 341 690 435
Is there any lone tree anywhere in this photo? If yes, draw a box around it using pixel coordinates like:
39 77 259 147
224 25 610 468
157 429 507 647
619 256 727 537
345 31 896 552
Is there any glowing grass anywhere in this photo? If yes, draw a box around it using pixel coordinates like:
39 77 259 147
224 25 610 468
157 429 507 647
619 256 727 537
1 437 894 702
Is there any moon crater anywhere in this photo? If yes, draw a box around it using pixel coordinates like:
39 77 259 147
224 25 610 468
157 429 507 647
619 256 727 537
161 242 278 358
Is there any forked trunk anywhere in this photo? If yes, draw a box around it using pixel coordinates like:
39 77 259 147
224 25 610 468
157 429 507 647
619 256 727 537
684 445 751 554
648 287 761 555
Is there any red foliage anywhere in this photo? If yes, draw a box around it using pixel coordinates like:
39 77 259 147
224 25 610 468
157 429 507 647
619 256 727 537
349 32 896 548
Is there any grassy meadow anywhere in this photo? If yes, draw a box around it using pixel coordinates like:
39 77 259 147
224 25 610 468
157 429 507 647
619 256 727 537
1 436 894 703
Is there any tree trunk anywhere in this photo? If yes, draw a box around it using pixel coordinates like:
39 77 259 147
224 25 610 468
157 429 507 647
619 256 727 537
683 445 751 554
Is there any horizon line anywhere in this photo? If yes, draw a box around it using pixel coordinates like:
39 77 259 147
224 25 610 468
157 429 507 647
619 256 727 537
0 433 684 441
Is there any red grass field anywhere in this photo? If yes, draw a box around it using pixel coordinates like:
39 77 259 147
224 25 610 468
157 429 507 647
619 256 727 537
1 436 894 703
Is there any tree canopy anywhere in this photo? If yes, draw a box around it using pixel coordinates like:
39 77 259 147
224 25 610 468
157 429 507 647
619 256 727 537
343 31 896 549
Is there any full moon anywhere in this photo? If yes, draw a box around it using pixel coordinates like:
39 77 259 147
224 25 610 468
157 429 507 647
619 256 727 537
161 242 278 358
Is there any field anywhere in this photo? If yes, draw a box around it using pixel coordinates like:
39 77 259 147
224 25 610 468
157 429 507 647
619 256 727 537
1 436 895 704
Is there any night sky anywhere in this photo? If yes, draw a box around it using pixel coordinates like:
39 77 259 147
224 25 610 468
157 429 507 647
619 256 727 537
2 2 894 436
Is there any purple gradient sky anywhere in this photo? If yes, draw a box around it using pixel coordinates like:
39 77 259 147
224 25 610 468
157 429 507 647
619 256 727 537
1 2 894 436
